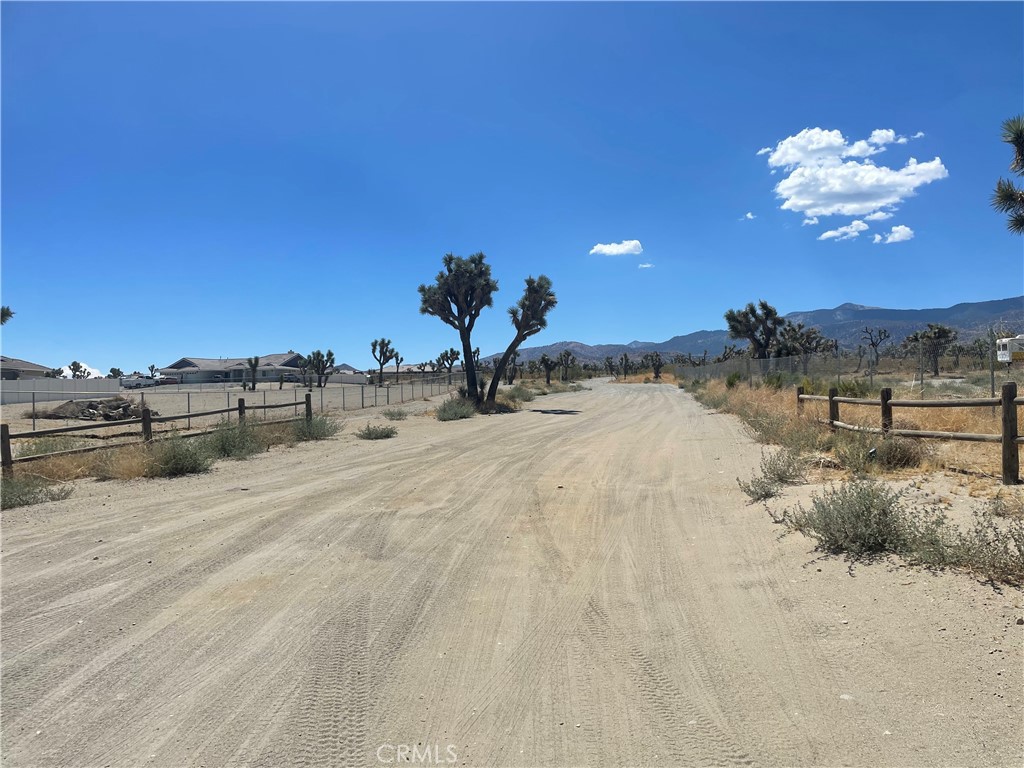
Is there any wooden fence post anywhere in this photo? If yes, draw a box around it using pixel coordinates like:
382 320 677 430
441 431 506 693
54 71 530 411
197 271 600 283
1002 382 1019 485
305 393 313 423
796 386 804 417
880 388 893 436
1 424 13 478
828 387 839 432
238 398 246 424
142 408 153 442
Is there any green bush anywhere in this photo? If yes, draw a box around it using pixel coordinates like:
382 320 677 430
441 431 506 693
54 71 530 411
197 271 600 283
837 378 872 398
436 397 476 421
295 415 341 441
833 431 925 474
788 480 908 556
0 475 73 509
381 408 408 421
148 436 212 477
16 436 89 458
204 421 262 459
738 448 805 502
507 385 535 402
725 372 743 389
356 423 397 440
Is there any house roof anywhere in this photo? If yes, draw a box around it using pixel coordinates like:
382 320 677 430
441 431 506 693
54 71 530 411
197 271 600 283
0 356 52 373
163 353 305 371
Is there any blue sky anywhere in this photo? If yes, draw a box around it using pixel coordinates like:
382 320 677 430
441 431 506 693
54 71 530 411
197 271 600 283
2 2 1022 375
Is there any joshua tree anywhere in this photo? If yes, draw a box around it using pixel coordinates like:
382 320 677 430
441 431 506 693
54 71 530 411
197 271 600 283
394 354 404 381
436 348 460 385
246 356 260 391
861 327 891 373
371 338 398 386
992 114 1024 234
557 349 576 382
1 306 13 325
604 356 616 377
504 351 520 385
296 355 311 388
68 361 89 379
46 368 63 378
539 353 558 386
416 361 427 377
642 351 664 379
724 300 784 359
108 367 124 379
307 349 335 388
484 275 557 404
418 253 497 403
904 324 958 377
619 353 630 378
148 364 157 378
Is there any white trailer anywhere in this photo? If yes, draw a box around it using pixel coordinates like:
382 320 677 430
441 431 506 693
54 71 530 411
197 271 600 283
996 335 1024 364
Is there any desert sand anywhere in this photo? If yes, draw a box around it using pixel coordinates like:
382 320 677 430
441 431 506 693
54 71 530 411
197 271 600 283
2 380 1021 766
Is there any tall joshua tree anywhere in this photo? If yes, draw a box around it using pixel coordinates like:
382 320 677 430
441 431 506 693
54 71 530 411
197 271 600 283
308 349 335 388
1 306 13 325
247 356 260 391
993 114 1024 234
539 353 558 386
724 300 784 359
418 253 497 404
485 275 557 405
371 338 398 385
436 348 460 385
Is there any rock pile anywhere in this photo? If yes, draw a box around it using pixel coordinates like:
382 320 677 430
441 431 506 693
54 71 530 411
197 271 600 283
42 398 157 421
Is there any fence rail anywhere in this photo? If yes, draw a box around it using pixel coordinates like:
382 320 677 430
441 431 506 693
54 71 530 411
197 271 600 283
796 381 1020 485
1 395 318 477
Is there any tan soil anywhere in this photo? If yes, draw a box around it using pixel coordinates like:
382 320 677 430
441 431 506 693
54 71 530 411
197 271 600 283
2 380 1021 766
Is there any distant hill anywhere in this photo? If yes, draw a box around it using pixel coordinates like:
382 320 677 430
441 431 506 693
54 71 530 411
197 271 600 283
497 296 1023 363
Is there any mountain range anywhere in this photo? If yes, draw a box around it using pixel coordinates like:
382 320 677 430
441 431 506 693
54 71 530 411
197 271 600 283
497 296 1024 363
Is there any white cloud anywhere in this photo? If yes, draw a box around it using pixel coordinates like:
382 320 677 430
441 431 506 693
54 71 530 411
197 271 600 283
802 216 819 226
590 239 643 256
818 220 869 241
741 212 756 220
756 146 772 155
912 131 925 138
759 127 948 221
873 224 914 244
638 263 654 269
864 210 893 221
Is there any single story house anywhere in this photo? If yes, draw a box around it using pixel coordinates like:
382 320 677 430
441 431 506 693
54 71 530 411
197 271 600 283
160 352 309 384
0 356 54 380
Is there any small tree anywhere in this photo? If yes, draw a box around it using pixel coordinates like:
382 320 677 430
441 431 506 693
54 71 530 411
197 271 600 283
247 356 260 391
485 275 557 404
68 361 89 379
46 368 63 378
539 353 558 386
557 349 576 382
436 348 460 385
371 338 398 386
724 300 784 359
619 352 630 378
604 356 616 377
394 354 404 381
1 306 13 325
307 349 335 388
642 351 664 379
905 324 958 377
108 367 124 379
148 364 157 378
992 114 1024 234
861 327 891 374
418 253 497 404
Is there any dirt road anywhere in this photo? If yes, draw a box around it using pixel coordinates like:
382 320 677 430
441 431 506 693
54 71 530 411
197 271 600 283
2 381 1021 766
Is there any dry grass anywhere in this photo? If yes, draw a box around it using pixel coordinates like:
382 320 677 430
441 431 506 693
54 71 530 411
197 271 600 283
692 378 1008 478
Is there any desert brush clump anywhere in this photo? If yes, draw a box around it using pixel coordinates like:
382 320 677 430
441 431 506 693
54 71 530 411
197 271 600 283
506 384 535 402
737 448 806 502
204 421 264 460
294 415 341 441
0 475 74 509
147 436 212 477
436 397 477 421
775 478 1024 584
381 408 408 421
356 423 398 440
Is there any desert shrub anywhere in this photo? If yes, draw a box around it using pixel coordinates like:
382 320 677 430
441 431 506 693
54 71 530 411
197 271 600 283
738 448 805 502
148 436 212 477
788 480 908 556
989 491 1024 520
762 371 787 390
295 415 341 441
381 408 407 421
874 436 927 469
479 396 520 414
356 423 397 440
955 512 1024 583
204 421 262 459
507 385 535 402
436 397 476 422
0 475 73 509
725 372 743 389
93 445 155 481
833 432 926 474
837 378 872 398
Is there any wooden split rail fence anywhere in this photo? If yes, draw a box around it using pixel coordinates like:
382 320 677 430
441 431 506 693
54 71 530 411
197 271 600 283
796 382 1021 485
1 394 315 478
